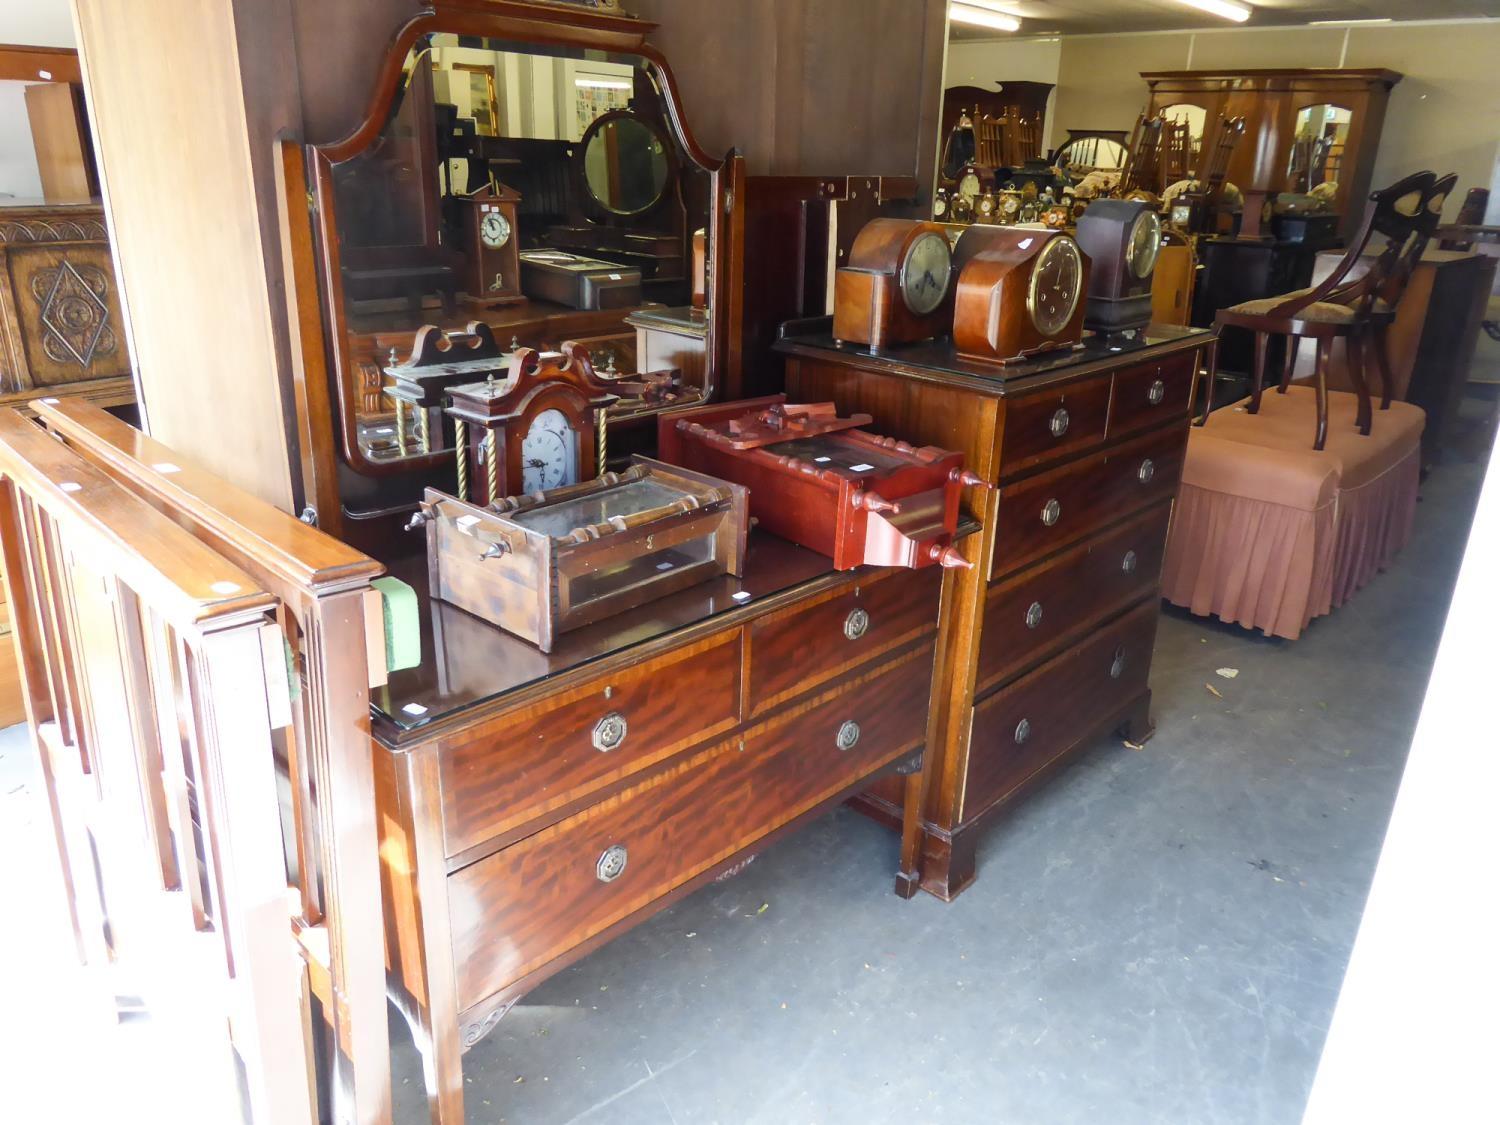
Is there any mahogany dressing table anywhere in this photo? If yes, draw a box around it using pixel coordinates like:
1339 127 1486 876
369 530 949 1122
777 322 1213 900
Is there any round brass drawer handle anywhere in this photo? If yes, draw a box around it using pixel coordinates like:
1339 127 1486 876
836 720 861 751
1014 718 1031 745
596 844 628 883
1110 646 1127 680
1121 549 1138 575
844 607 870 641
1041 498 1061 526
1137 458 1155 485
1148 378 1166 405
592 711 628 752
1025 601 1044 629
1049 407 1070 438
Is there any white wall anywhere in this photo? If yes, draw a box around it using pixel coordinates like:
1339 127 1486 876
942 36 1062 152
0 1 76 48
0 83 43 199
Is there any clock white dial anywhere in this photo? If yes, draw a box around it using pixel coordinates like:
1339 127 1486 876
480 210 511 249
899 231 953 316
521 409 577 493
958 171 981 201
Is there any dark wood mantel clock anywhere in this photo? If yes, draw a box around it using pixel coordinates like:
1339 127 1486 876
459 180 523 305
445 341 619 506
833 218 955 349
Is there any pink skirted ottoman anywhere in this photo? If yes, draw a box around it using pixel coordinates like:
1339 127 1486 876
1162 387 1424 639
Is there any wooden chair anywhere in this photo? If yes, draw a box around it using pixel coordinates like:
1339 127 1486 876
1199 170 1438 449
1119 113 1165 195
974 113 1005 169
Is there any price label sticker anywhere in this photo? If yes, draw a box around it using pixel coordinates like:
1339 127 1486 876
152 462 182 474
814 456 832 463
609 273 623 280
402 702 428 717
656 561 674 571
849 463 875 473
455 515 481 533
732 591 752 602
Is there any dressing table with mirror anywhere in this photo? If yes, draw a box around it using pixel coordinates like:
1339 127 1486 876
267 5 955 1122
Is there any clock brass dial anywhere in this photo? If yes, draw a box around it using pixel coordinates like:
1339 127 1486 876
1127 210 1162 278
1027 237 1083 337
899 231 953 316
480 210 512 249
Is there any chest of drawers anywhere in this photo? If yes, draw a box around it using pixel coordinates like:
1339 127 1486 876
777 324 1211 899
369 533 944 1122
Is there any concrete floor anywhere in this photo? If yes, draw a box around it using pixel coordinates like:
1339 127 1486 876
0 417 1486 1125
384 435 1487 1125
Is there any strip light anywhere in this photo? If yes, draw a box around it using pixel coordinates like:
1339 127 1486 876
950 3 1022 32
575 78 632 89
1177 0 1252 22
1309 17 1392 24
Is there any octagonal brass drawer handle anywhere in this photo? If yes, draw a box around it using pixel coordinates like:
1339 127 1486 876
844 607 870 640
592 711 628 752
1110 646 1127 680
1121 549 1138 575
1014 718 1031 744
1025 601 1044 629
1148 378 1166 405
1049 407 1070 438
1041 498 1061 526
1137 458 1155 485
596 844 628 883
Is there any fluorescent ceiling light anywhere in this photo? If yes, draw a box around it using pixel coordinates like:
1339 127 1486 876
575 78 632 89
1177 0 1252 22
957 0 1022 12
1309 17 1392 24
950 3 1022 32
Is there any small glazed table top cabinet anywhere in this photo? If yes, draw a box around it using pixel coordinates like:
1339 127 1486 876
371 530 946 1121
776 321 1213 900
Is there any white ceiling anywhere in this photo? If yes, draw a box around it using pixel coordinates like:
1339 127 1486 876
948 0 1497 38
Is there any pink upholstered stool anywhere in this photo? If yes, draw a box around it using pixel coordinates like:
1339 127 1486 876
1163 388 1423 639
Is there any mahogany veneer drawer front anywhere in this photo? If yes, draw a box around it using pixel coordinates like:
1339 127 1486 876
996 373 1112 478
440 632 742 856
977 503 1170 693
991 423 1186 579
747 566 941 714
447 645 932 1008
1109 354 1197 439
963 599 1158 820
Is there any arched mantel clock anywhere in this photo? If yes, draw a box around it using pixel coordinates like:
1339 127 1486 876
445 342 619 506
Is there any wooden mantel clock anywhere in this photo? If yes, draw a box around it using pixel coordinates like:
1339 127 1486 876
833 218 955 349
1074 198 1161 337
444 342 619 506
459 180 523 305
952 228 1089 365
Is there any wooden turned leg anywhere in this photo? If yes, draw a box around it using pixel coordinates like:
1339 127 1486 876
1313 337 1332 451
1278 334 1300 394
918 826 978 902
1373 321 1397 410
1247 331 1269 414
1347 331 1372 435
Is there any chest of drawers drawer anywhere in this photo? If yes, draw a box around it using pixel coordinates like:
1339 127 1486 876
746 565 941 716
991 422 1186 580
440 631 743 857
446 644 933 1008
977 502 1170 693
996 373 1112 479
963 599 1158 820
1109 353 1197 439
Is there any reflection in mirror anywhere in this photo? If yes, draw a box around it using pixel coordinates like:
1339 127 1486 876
1287 103 1352 192
1054 136 1128 184
582 113 670 214
324 32 715 468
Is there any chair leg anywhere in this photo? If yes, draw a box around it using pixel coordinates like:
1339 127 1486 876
1278 335 1300 394
1194 334 1219 425
1372 321 1396 410
1313 337 1332 451
1346 330 1372 435
1247 331 1268 414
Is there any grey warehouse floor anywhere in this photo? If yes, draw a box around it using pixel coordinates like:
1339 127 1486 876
390 417 1490 1125
0 406 1489 1125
